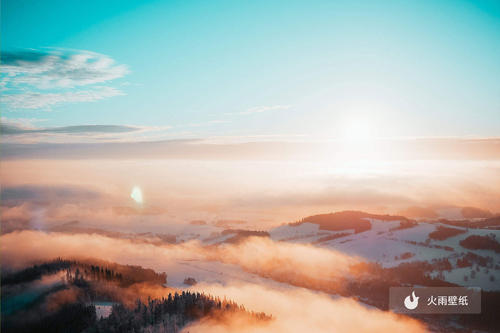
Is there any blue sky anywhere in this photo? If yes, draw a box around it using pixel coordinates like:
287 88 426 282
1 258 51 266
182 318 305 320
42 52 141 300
1 0 500 141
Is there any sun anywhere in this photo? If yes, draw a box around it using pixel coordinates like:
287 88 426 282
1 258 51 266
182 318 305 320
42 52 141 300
329 115 380 161
340 116 374 141
130 186 143 204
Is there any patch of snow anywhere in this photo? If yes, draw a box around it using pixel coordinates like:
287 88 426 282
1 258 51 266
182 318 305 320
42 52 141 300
390 222 435 242
269 222 321 241
168 259 289 290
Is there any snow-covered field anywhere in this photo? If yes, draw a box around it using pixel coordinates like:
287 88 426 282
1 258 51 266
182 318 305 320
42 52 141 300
264 218 500 290
167 259 285 288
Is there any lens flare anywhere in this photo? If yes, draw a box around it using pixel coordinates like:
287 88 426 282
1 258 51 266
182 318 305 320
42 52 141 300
130 186 143 204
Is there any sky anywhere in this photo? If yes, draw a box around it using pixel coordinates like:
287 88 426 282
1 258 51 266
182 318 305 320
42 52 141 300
1 0 500 142
1 0 500 225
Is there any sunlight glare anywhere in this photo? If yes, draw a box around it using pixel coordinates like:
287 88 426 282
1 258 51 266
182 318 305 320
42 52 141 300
340 116 374 142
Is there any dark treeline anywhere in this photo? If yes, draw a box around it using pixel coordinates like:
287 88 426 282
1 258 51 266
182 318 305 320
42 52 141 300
438 216 500 229
2 258 167 287
221 229 270 244
4 303 97 333
2 258 72 285
459 234 500 253
3 290 270 333
292 211 411 233
91 291 270 333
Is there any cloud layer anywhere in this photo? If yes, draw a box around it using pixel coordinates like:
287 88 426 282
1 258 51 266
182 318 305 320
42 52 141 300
1 155 499 231
184 283 426 333
2 137 500 160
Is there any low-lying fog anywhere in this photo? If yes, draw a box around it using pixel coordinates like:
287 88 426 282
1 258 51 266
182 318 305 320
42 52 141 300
1 230 426 332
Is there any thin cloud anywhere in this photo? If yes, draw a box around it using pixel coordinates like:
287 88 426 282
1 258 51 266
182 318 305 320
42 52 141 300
3 136 500 159
1 49 129 89
225 105 291 115
0 49 129 110
1 86 124 109
0 117 172 143
0 123 140 136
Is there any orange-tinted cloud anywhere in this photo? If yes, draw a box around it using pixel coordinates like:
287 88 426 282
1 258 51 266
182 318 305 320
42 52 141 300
1 230 427 333
183 283 427 333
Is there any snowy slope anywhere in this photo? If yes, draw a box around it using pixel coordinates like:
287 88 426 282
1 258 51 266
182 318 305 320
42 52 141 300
266 217 500 290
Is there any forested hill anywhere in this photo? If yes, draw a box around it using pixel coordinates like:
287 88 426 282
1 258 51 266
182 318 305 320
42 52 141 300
2 258 167 287
1 258 271 333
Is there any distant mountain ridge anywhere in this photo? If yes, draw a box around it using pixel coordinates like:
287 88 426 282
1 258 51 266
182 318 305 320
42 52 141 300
291 210 410 233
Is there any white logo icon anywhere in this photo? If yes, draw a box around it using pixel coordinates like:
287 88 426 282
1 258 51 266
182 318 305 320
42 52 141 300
404 291 419 310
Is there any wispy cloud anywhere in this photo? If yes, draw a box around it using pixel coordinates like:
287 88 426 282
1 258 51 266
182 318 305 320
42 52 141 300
1 86 124 109
1 49 128 89
0 49 129 110
186 119 231 127
0 117 172 143
1 121 139 136
225 105 291 116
